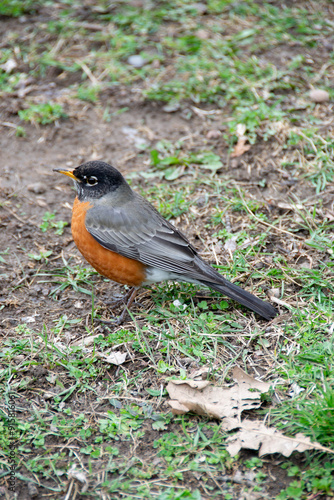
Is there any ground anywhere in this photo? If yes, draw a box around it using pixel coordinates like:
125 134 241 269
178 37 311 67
0 1 334 499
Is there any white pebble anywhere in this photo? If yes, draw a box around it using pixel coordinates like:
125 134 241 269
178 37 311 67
309 89 330 103
127 55 147 68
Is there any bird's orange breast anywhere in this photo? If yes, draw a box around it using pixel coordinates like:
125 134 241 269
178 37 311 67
71 197 146 287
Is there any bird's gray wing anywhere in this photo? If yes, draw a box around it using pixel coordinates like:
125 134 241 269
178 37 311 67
84 193 218 281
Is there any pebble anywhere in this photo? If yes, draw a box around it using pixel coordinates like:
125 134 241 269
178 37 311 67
196 29 209 40
27 182 46 194
127 55 147 68
0 58 17 73
309 89 330 103
206 129 222 139
27 483 39 497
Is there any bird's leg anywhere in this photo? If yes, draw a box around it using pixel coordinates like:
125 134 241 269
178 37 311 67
118 287 138 322
98 287 138 325
103 287 135 307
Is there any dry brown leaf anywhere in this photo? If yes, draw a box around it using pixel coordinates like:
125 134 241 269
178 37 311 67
231 135 251 157
166 371 332 459
270 201 305 211
166 371 270 430
226 420 334 457
232 366 271 393
168 400 190 415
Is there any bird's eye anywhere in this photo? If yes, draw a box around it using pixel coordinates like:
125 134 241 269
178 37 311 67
86 176 98 186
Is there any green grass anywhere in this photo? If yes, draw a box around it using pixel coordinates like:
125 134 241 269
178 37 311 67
39 211 68 235
37 263 97 297
77 84 101 103
18 102 68 125
0 0 39 17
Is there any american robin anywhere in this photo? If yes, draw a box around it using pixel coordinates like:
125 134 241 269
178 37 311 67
54 161 278 321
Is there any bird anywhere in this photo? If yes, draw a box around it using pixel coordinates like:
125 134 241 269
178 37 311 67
54 161 278 322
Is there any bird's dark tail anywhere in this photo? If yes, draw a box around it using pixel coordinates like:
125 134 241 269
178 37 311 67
202 279 278 320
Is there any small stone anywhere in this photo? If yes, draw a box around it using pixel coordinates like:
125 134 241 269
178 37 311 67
309 89 330 103
36 198 47 207
232 470 243 484
27 482 39 497
196 29 209 40
27 182 46 194
0 58 17 73
323 40 334 51
244 470 256 482
127 55 147 68
269 288 280 298
206 129 222 139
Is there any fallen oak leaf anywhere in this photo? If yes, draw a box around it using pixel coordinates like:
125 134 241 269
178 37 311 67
167 371 333 459
226 420 334 457
166 375 269 430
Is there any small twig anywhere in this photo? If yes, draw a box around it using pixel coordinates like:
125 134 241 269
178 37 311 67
270 296 293 310
76 61 99 86
0 121 20 129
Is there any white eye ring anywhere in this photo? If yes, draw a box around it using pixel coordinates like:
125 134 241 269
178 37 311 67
86 176 98 186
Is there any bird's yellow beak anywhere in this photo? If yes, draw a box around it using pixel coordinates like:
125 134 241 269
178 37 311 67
53 169 78 181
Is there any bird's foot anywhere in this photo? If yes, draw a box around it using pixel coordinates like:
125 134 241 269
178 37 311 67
103 288 134 307
97 315 127 326
96 288 138 326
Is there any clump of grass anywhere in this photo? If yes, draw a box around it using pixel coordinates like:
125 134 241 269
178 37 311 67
0 0 38 17
40 212 68 235
77 84 101 103
18 102 67 125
